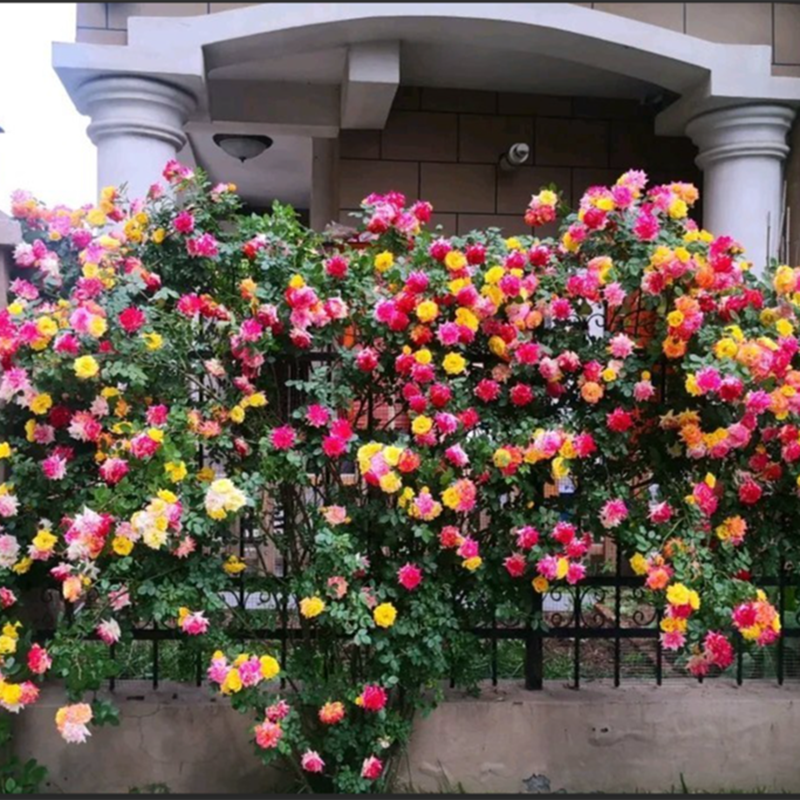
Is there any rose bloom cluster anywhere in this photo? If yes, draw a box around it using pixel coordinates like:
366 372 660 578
1 159 797 790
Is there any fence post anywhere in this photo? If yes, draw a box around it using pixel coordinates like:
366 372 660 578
525 587 544 690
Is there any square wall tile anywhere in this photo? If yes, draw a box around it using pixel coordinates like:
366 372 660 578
686 3 771 44
459 115 534 164
421 163 497 214
536 118 609 168
339 130 381 160
382 112 457 162
421 87 497 114
593 3 684 32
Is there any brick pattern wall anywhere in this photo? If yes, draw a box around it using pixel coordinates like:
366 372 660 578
75 3 800 73
337 87 701 238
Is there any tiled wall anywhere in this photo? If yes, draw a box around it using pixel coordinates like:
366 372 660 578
337 87 700 237
75 3 800 72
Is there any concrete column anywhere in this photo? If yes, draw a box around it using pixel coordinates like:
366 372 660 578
74 75 197 200
310 137 339 233
785 119 800 266
686 104 795 272
0 212 20 309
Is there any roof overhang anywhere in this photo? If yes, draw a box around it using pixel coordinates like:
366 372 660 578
53 3 800 136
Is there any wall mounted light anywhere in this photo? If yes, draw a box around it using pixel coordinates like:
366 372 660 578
499 142 530 172
213 133 273 163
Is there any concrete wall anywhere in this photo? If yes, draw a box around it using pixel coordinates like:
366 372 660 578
73 2 800 75
0 212 20 308
13 680 800 794
337 89 700 237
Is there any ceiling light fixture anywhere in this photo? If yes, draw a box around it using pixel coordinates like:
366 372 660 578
213 133 273 163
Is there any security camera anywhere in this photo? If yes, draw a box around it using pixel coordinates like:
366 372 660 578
499 142 530 171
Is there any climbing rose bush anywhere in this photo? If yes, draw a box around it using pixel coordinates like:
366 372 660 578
0 162 795 791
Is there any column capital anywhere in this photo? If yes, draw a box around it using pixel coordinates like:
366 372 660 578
686 104 795 170
74 75 197 153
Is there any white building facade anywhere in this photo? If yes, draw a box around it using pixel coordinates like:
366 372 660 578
51 2 800 271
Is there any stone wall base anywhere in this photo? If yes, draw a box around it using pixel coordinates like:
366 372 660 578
12 680 800 794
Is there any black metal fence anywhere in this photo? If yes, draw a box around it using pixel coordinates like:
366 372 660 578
32 559 800 693
470 569 800 691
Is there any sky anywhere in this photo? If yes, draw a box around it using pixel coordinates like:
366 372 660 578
0 3 96 213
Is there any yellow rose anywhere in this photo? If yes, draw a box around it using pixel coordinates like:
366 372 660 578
245 392 267 408
714 338 738 359
444 250 466 272
488 336 506 357
165 461 188 483
0 682 22 705
414 348 432 365
455 307 479 332
148 427 164 442
221 668 243 695
86 208 107 227
0 636 17 655
223 555 246 575
36 317 58 337
32 530 57 551
685 374 701 396
629 553 648 576
442 353 466 375
481 284 504 307
259 655 280 680
30 393 53 415
462 556 483 572
143 332 163 351
373 602 397 628
374 251 394 273
74 355 100 380
774 265 796 295
776 318 794 338
380 446 400 467
0 443 11 460
230 405 245 424
667 310 684 328
12 558 32 575
300 596 326 619
666 583 690 606
411 416 433 435
379 471 402 494
668 198 688 219
87 316 108 338
112 536 134 556
484 266 505 285
416 300 439 323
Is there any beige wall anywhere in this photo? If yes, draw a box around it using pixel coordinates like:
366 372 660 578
74 3 800 72
337 88 700 237
14 679 800 793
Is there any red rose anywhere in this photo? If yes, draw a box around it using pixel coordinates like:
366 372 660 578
118 307 147 334
606 407 634 433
